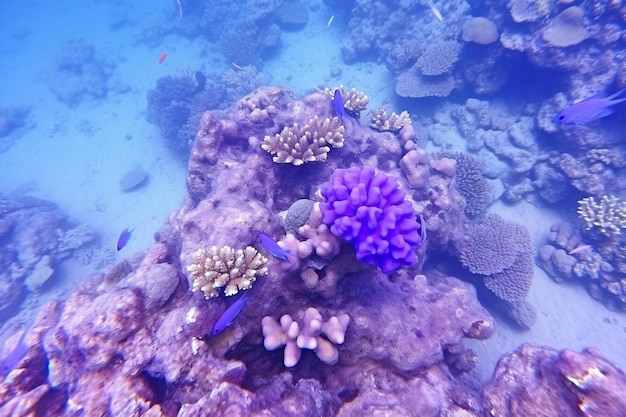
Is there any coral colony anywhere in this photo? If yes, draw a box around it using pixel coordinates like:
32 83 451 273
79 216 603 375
3 84 625 416
3 1 626 416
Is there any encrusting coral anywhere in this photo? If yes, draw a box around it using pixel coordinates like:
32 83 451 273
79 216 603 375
186 245 268 298
369 108 412 133
261 307 350 367
261 116 345 165
577 195 626 236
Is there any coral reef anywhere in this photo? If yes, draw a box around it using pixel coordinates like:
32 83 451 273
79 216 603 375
320 166 422 273
47 39 114 106
322 86 369 117
538 222 626 311
261 116 345 165
261 307 350 367
577 195 626 236
484 344 626 417
0 193 107 317
186 245 268 298
4 86 625 415
434 151 490 218
456 213 535 327
369 109 411 133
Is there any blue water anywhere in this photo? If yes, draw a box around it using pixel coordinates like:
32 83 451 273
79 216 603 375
1 0 626 415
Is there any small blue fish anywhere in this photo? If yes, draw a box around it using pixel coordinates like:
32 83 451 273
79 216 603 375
1 329 28 376
259 233 293 261
212 293 249 336
555 88 626 125
333 89 347 120
117 228 133 251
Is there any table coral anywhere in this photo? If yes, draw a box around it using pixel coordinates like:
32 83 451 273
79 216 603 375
261 307 350 367
458 214 534 308
186 245 268 298
261 116 345 165
416 41 461 76
320 166 422 273
396 66 455 98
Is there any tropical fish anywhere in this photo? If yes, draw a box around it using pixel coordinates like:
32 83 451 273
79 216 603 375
1 329 28 376
568 244 592 255
212 293 249 336
333 89 347 120
117 228 133 251
418 214 427 244
555 88 626 125
427 1 444 23
158 51 168 64
327 15 335 29
259 233 293 261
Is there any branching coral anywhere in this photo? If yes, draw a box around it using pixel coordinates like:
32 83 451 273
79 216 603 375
369 109 412 133
577 195 626 235
322 86 369 117
261 116 345 165
261 307 350 367
320 166 422 273
186 245 268 298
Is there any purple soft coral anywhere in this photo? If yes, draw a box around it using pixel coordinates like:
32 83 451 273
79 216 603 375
320 166 422 273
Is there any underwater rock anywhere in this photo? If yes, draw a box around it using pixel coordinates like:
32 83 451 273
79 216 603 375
119 166 149 192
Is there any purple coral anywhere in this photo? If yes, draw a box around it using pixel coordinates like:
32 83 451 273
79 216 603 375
320 166 422 273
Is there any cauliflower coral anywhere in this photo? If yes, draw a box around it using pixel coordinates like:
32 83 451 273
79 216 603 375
320 166 422 273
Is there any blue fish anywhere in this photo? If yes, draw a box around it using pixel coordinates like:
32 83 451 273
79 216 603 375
1 329 28 376
212 293 249 336
333 89 347 120
117 228 133 251
555 88 626 124
259 233 293 261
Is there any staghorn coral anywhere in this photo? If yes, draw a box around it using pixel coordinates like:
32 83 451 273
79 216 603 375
369 109 412 133
577 195 626 235
322 86 369 117
261 307 350 367
261 116 345 165
320 166 422 274
416 41 462 76
186 245 268 298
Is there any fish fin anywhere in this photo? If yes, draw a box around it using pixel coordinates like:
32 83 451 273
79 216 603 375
608 87 626 101
594 107 614 120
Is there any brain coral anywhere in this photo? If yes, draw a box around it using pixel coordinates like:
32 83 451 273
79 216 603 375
320 166 422 274
542 6 589 48
462 17 499 45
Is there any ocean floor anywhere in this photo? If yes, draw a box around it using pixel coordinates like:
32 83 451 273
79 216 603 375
0 0 625 386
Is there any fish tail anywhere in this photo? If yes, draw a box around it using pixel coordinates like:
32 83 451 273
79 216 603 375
608 87 626 101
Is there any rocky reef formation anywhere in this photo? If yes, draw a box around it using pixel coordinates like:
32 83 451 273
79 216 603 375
1 87 624 416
